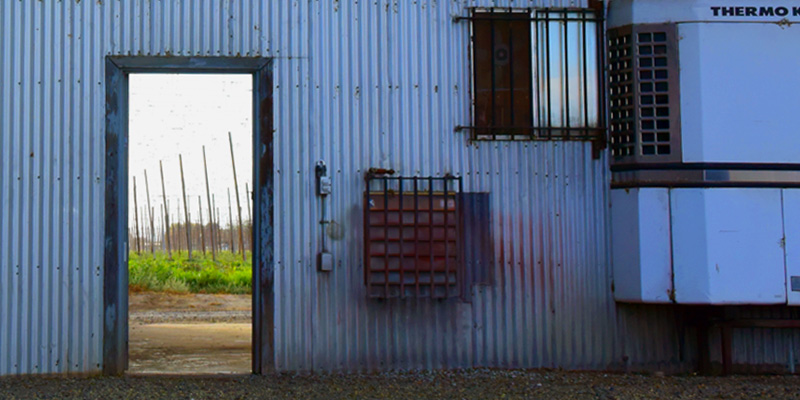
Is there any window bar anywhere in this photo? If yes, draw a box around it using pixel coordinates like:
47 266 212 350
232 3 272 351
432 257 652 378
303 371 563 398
363 188 369 287
595 19 607 146
490 9 497 141
581 11 589 139
563 11 571 138
413 177 420 297
453 13 603 22
456 177 463 295
398 178 405 298
545 11 552 139
458 14 602 23
428 177 435 298
533 16 542 139
508 21 516 140
443 179 450 298
383 176 390 298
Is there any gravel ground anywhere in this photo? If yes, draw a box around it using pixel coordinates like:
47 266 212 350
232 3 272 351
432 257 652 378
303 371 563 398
130 292 250 324
1 370 800 399
130 310 250 324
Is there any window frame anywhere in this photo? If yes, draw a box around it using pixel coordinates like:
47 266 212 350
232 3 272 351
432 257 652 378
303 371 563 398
456 7 607 150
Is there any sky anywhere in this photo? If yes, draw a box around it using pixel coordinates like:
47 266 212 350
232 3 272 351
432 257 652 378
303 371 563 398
127 74 252 229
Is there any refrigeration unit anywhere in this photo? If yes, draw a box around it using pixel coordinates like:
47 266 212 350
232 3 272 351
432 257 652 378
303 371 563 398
608 0 800 305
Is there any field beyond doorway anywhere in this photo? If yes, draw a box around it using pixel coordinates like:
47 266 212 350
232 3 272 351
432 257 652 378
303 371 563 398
129 251 252 294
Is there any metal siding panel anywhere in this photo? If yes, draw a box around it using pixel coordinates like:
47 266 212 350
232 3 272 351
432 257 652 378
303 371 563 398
0 0 272 376
0 0 619 376
8 0 798 376
710 307 800 373
294 0 618 372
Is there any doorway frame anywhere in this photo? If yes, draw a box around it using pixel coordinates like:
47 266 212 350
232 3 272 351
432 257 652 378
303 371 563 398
103 56 274 375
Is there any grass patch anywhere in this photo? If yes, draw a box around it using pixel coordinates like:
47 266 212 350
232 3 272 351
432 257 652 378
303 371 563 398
129 251 251 294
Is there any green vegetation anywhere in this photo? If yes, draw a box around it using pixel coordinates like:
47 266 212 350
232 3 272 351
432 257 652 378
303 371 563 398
129 251 252 294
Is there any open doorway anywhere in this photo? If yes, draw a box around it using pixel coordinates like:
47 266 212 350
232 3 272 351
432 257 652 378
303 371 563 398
125 73 253 374
105 57 272 376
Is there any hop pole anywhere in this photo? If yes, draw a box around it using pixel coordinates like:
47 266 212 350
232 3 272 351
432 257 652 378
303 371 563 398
203 146 217 262
159 161 172 259
133 176 141 254
179 154 193 259
144 170 155 255
198 196 206 255
228 132 246 261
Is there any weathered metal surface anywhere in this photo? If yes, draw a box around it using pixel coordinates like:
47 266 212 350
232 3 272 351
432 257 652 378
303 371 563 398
294 0 622 372
4 0 800 376
253 59 275 375
103 57 129 376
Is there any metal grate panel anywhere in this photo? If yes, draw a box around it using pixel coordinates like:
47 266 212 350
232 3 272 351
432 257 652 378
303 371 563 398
608 27 635 158
609 24 681 164
364 174 463 299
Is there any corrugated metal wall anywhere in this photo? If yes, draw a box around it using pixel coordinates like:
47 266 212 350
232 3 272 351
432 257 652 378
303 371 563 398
1 0 797 376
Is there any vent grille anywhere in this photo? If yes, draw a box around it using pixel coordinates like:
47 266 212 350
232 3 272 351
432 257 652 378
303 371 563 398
364 175 463 299
608 30 634 157
609 24 681 164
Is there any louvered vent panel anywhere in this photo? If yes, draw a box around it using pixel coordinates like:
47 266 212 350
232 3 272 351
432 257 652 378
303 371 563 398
609 24 681 164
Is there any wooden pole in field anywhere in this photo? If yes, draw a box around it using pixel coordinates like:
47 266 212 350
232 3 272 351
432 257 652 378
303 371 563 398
203 146 217 261
133 176 141 254
140 206 146 254
139 206 149 253
144 170 155 255
159 161 172 258
171 202 176 252
149 206 155 254
245 182 252 250
198 196 206 255
217 209 222 253
213 196 221 252
160 205 165 251
214 195 221 253
189 209 193 252
227 188 235 252
176 201 182 253
228 132 246 261
245 183 252 224
179 154 193 259
218 206 224 253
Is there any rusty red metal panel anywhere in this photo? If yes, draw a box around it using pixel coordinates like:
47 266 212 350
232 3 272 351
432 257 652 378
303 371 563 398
364 177 461 299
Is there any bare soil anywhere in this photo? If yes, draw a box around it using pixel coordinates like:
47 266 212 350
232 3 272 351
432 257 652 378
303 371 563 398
130 292 251 313
128 292 251 374
129 323 250 374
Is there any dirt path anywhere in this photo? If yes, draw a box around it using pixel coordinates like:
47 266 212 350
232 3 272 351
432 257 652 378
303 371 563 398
129 323 251 374
130 292 251 312
128 292 252 374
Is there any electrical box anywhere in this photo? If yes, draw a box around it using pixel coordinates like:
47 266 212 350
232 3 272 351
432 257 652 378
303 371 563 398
609 0 800 305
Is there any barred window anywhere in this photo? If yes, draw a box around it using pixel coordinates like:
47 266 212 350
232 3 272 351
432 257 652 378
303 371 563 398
458 8 605 142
